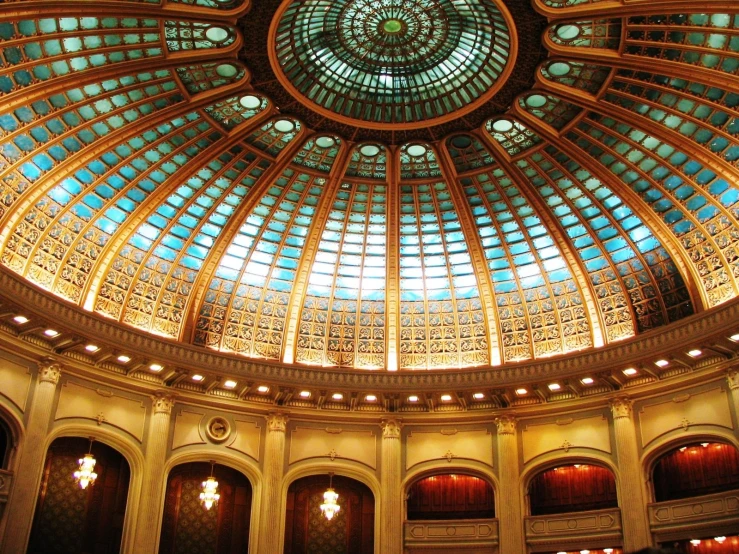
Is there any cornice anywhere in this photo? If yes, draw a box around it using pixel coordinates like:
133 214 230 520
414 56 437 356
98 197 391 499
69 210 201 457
1 267 738 394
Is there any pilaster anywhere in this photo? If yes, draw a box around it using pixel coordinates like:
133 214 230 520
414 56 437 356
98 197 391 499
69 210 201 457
259 412 288 554
132 392 175 553
1 359 62 554
380 418 403 554
610 396 652 551
495 415 525 554
727 369 739 419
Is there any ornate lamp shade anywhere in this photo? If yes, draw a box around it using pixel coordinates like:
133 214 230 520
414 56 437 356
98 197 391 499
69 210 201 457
320 473 340 520
200 461 221 510
73 437 98 490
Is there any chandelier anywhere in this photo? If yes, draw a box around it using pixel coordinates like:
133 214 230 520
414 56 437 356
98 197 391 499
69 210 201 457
73 437 98 490
200 461 220 510
320 473 340 521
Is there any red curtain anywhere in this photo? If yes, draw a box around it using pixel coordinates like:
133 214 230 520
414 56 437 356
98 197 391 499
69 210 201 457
158 462 252 554
407 474 495 520
27 437 131 554
652 442 739 502
284 475 374 554
671 536 739 553
529 464 617 516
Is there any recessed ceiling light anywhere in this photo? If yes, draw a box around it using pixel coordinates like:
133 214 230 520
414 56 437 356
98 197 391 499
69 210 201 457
85 344 99 352
604 549 613 554
332 393 344 401
408 395 419 402
192 374 204 382
547 383 560 391
715 537 726 543
580 550 590 554
623 367 638 376
472 392 485 400
117 355 131 363
690 540 701 546
44 329 59 337
440 394 452 402
515 388 528 395
13 315 28 324
580 377 594 385
149 363 163 372
223 380 237 389
299 390 311 398
730 333 739 342
688 349 702 357
257 385 270 393
365 394 377 402
655 359 669 367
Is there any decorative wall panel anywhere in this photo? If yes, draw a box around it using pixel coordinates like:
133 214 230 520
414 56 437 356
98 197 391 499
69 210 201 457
405 428 493 470
522 414 611 463
0 355 31 412
289 426 377 469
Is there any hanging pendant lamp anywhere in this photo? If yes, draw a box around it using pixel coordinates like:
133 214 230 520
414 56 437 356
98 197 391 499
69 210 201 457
73 437 98 490
200 460 220 510
320 472 340 521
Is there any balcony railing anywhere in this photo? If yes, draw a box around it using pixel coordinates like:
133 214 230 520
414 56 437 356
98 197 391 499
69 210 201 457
525 507 622 552
648 490 739 542
404 518 499 552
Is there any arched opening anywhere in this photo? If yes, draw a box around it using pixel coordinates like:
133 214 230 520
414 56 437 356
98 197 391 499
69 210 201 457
27 436 131 554
407 473 495 520
528 463 617 516
159 461 253 554
284 474 375 554
652 441 739 502
0 418 11 469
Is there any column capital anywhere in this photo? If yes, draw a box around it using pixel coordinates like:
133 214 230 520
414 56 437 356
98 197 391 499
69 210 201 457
728 368 739 390
151 392 176 415
266 412 288 433
495 415 517 435
610 395 633 419
38 358 63 385
381 418 402 439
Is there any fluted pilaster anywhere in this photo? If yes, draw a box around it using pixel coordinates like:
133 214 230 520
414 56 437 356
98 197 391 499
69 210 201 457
380 418 403 554
495 415 525 554
258 412 288 554
728 369 739 419
2 359 63 554
610 396 652 551
132 392 175 553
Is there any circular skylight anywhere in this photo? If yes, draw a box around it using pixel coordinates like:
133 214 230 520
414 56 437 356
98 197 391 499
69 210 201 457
271 0 515 128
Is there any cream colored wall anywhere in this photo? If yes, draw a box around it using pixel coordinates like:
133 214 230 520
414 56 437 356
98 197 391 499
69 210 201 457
0 353 737 554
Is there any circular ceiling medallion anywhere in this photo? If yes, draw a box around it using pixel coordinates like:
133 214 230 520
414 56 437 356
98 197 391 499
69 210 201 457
270 0 516 129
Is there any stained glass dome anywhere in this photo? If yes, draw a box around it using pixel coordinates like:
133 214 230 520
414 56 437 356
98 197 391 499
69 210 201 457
0 0 737 375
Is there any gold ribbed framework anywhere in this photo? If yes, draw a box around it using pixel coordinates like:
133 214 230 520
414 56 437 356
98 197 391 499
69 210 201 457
0 0 737 373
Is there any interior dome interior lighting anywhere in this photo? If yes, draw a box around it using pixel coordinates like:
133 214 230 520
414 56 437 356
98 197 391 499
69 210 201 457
200 460 221 511
73 437 98 490
320 472 340 521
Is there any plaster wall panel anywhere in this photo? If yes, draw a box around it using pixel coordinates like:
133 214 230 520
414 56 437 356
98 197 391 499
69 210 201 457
171 410 206 450
405 428 494 470
522 415 611 464
0 358 31 412
55 381 146 441
226 419 262 461
289 426 377 469
638 386 734 447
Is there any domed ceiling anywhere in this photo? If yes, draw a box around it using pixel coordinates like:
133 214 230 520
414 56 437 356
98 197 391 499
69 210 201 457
0 0 737 372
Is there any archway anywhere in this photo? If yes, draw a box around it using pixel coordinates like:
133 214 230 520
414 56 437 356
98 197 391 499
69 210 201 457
284 474 375 554
158 461 253 554
27 436 131 554
651 441 739 502
528 463 618 516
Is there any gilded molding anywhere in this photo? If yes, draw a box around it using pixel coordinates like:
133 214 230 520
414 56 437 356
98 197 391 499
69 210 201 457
37 359 62 385
266 412 288 433
381 418 402 439
610 396 633 419
2 269 739 391
495 415 517 435
151 392 176 415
